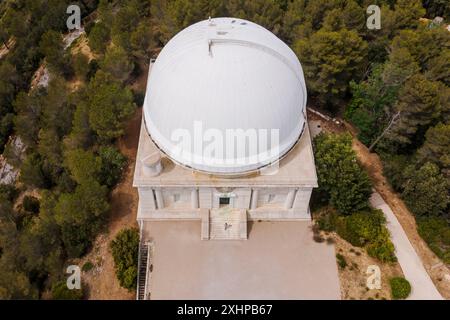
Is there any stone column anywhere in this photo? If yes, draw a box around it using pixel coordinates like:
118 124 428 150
191 188 199 209
154 189 164 209
284 189 297 209
250 189 259 209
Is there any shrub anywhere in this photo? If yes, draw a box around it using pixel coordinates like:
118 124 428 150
366 228 397 263
341 210 385 246
402 162 449 217
82 261 94 273
417 217 450 263
389 277 411 299
133 90 145 107
0 184 19 202
110 228 139 291
22 196 40 214
334 209 397 262
336 253 347 269
315 206 339 232
51 281 83 300
61 223 94 258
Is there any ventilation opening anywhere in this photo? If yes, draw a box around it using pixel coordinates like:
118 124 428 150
240 22 247 25
217 31 228 35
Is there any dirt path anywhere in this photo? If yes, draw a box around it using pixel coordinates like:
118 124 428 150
0 37 15 60
76 108 142 300
308 110 450 299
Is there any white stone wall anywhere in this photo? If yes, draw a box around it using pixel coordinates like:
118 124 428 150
137 186 313 220
161 187 193 209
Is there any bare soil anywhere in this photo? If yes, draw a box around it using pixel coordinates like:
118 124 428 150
308 110 450 299
70 33 97 61
317 230 403 300
0 37 15 59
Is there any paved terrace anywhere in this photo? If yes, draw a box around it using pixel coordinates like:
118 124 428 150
143 220 341 299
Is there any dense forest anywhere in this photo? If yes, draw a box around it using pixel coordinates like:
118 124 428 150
0 0 449 298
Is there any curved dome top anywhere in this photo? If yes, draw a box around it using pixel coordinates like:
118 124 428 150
143 17 307 175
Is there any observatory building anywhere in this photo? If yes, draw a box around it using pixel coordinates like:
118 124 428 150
133 18 317 240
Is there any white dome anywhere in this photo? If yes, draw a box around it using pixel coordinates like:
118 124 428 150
143 17 307 175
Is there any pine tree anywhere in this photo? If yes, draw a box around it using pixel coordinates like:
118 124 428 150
294 28 368 109
418 123 450 178
402 162 449 217
100 46 134 82
387 74 441 147
86 71 135 141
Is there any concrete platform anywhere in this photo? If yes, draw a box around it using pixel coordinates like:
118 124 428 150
143 221 341 299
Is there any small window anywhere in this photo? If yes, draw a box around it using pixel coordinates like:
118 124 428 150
268 194 276 203
173 194 180 202
219 197 230 205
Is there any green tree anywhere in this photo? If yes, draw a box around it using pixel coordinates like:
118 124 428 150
391 27 449 72
100 46 134 82
0 62 19 113
386 74 441 147
402 162 449 217
150 0 228 43
39 30 70 75
13 90 42 147
72 53 90 81
40 77 73 137
346 65 399 146
322 1 365 33
110 228 139 290
418 123 450 178
422 0 450 19
65 94 94 150
226 0 284 34
88 21 110 54
55 179 109 257
313 133 372 214
381 47 420 88
0 27 9 49
64 149 102 185
130 21 155 60
294 28 368 108
2 8 28 38
98 146 127 188
280 0 308 43
425 49 450 85
391 0 426 31
0 265 37 299
111 3 140 51
87 71 135 141
51 281 83 300
55 179 109 227
20 153 47 188
38 128 63 183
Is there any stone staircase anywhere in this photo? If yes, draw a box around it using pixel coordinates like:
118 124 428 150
137 242 150 300
207 208 247 240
